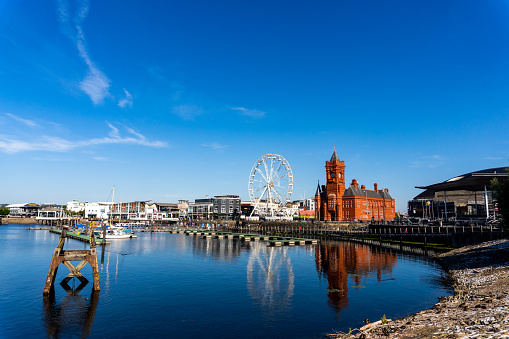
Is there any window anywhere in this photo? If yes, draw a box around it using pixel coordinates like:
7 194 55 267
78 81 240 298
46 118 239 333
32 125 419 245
221 205 226 213
229 205 233 213
357 200 360 208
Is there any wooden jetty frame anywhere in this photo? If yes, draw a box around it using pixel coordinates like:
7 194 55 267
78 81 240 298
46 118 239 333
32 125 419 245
43 226 100 296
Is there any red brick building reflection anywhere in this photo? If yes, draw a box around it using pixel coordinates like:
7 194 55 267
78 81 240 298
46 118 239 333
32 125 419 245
315 240 398 312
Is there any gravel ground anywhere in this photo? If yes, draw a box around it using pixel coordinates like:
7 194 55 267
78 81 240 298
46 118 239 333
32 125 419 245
328 239 509 339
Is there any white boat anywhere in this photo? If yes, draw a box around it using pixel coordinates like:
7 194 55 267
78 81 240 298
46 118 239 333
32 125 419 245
95 226 137 239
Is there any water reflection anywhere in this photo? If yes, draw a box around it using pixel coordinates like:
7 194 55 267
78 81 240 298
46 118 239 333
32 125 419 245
315 239 398 313
189 235 245 261
42 288 99 338
247 242 295 313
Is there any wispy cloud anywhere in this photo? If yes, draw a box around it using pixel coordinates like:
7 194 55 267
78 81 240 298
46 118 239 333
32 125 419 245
410 155 445 168
0 123 167 154
118 88 133 108
484 156 504 160
172 104 203 120
230 106 266 118
57 0 111 105
3 113 38 127
201 142 228 150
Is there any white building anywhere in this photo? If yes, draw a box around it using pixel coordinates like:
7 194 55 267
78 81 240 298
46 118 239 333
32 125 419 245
178 200 189 218
66 200 86 213
84 202 111 219
6 203 40 216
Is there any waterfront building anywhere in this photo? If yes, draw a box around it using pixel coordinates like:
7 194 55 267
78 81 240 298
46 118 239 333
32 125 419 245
66 200 86 213
110 201 149 221
411 167 508 220
287 201 300 218
84 202 111 219
240 201 254 217
250 199 281 217
299 210 315 219
6 203 40 216
212 195 241 219
110 201 179 222
37 207 68 219
189 197 214 220
177 200 189 219
301 198 315 211
315 149 395 222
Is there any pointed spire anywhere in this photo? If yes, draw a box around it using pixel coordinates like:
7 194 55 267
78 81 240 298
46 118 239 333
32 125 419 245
330 146 339 162
315 180 321 196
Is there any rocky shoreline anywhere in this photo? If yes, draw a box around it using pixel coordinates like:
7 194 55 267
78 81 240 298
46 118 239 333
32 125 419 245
328 239 509 339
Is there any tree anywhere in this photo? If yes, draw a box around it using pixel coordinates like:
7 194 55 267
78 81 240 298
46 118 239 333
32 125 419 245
491 168 509 229
0 207 9 216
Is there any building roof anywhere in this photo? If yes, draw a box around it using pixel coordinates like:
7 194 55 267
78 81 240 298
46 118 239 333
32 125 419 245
153 203 178 207
343 186 393 199
39 207 63 212
315 181 321 196
415 167 508 192
330 149 339 162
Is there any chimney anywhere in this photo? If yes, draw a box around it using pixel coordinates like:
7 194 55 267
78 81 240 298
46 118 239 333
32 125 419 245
374 183 378 191
361 185 365 190
351 179 358 188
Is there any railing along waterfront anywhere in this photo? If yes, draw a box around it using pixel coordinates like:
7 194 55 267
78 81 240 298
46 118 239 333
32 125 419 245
217 220 504 248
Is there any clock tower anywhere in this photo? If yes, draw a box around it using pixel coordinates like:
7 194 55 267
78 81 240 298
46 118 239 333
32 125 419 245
324 148 345 221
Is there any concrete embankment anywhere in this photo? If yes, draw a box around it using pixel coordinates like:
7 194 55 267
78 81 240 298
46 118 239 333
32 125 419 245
328 239 509 338
0 217 38 225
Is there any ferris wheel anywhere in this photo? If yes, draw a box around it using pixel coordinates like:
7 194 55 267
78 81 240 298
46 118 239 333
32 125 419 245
248 153 293 217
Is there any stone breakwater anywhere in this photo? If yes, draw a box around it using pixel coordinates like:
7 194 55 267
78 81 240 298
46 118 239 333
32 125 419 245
328 239 509 339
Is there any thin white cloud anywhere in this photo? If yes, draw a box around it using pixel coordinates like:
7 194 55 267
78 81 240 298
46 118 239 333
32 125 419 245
410 155 445 168
0 123 167 154
3 113 38 127
118 88 133 108
201 142 228 150
484 156 504 160
172 104 203 120
58 0 111 105
230 106 266 119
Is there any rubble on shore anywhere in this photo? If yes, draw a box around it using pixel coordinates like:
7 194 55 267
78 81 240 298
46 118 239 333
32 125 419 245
328 239 509 339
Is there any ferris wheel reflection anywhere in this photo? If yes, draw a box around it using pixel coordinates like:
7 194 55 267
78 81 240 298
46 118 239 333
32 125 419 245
247 242 295 313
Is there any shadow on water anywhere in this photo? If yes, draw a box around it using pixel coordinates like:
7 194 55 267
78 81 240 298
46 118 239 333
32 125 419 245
42 281 99 338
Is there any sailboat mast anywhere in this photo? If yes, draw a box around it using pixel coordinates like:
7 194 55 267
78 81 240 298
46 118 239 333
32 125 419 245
110 185 115 226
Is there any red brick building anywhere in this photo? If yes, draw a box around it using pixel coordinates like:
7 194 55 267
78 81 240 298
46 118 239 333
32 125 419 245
315 149 395 222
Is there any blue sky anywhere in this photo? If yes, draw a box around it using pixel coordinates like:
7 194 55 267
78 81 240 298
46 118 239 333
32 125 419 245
1 0 508 212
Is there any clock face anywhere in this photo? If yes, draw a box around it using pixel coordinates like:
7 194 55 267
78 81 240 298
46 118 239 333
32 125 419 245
330 173 335 178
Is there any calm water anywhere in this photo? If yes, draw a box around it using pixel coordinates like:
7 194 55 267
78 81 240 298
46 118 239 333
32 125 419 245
0 224 452 338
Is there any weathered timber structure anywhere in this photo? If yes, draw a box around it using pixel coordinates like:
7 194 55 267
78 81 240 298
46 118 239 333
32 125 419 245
43 226 100 296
